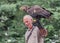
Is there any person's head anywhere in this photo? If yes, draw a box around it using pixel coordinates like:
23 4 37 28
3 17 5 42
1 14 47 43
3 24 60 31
23 15 33 29
20 5 30 12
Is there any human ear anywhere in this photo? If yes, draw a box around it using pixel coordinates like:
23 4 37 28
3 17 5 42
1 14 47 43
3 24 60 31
30 19 33 22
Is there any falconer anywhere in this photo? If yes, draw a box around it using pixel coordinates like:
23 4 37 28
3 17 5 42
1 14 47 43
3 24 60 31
23 15 45 43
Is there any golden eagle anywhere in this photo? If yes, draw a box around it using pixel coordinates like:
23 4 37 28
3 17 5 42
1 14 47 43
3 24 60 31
20 5 53 19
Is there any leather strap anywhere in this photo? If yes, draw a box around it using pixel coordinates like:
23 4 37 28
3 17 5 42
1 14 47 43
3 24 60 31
26 26 35 43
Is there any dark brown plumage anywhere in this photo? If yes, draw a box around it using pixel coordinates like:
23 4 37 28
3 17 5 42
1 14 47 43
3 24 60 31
27 5 53 19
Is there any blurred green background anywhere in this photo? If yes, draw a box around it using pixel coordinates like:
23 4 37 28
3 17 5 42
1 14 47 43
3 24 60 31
0 0 60 43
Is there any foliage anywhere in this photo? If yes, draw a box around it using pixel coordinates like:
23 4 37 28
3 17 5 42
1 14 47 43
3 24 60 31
0 0 60 43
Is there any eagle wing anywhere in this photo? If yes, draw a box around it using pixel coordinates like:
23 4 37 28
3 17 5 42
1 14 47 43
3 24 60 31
27 5 52 19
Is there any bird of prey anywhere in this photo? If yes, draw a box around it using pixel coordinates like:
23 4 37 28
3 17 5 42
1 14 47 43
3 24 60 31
20 5 52 19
